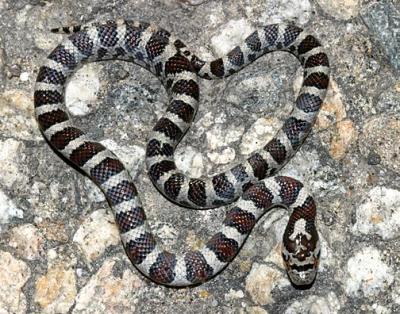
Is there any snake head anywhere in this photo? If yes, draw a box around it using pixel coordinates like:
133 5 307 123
281 221 320 286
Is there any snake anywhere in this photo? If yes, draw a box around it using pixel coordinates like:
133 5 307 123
34 19 330 287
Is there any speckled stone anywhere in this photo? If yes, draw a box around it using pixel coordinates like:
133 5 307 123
361 1 400 71
65 63 101 116
352 187 400 240
34 252 77 313
284 291 341 313
73 258 141 313
0 190 23 231
245 263 289 305
345 246 394 297
316 0 361 20
0 138 25 188
9 224 44 260
73 209 120 262
359 115 400 173
0 251 30 314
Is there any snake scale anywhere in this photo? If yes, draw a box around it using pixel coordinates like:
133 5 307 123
34 19 330 287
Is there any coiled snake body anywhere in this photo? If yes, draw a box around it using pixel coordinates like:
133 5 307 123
34 20 330 286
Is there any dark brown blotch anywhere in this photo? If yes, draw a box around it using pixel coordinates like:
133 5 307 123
149 251 176 284
166 100 195 123
184 251 214 284
275 176 303 206
304 52 329 68
105 180 138 205
36 66 66 85
303 72 329 90
297 35 321 55
206 232 238 263
264 138 287 165
247 153 269 180
125 232 156 264
153 117 183 141
171 79 199 101
210 58 224 78
69 141 106 167
243 183 274 209
90 157 125 185
50 127 84 150
188 179 206 207
34 90 63 107
164 173 185 201
115 207 146 233
212 173 235 200
148 160 176 182
37 109 69 131
224 207 256 234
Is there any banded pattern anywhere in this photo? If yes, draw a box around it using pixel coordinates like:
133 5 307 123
35 19 328 286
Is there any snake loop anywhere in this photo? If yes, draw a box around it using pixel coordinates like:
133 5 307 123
35 19 329 286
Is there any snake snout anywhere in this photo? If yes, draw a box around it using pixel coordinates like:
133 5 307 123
282 234 320 286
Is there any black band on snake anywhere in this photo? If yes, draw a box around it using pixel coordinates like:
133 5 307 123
34 19 330 286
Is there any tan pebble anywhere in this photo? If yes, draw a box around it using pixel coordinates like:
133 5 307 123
245 263 287 305
72 209 120 262
0 251 30 313
34 262 77 313
198 290 210 298
315 80 346 130
9 224 44 260
73 258 140 312
329 119 358 160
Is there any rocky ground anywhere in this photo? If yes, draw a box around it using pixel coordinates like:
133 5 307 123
0 0 399 313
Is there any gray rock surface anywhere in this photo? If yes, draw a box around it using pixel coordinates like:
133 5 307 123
0 0 399 313
361 0 400 72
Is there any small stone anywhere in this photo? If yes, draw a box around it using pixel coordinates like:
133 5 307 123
345 246 394 296
316 0 360 20
34 30 61 50
66 63 100 116
9 224 44 260
245 263 288 305
245 0 312 25
116 68 129 80
73 258 141 313
0 251 30 313
7 64 21 78
36 219 69 243
367 151 381 165
361 1 400 71
206 124 244 150
314 79 346 130
19 71 29 81
240 117 281 155
359 116 400 173
0 90 38 141
73 209 120 262
0 139 25 188
352 187 400 240
0 190 23 231
175 146 204 178
284 292 341 313
328 119 358 160
224 288 244 301
210 19 254 56
34 259 77 313
207 147 235 164
198 290 210 298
